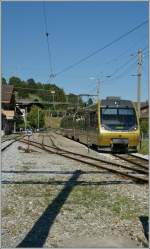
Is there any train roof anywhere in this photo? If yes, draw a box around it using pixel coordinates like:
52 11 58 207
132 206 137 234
100 98 133 108
79 98 134 112
84 97 133 111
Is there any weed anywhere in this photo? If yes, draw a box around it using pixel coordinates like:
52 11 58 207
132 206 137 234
2 207 13 216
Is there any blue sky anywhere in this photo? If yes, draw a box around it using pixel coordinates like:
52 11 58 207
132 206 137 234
2 1 149 101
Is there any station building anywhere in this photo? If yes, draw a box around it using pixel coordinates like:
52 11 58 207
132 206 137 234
1 85 23 135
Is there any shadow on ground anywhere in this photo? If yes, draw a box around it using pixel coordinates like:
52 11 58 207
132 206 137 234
17 170 81 248
139 216 149 241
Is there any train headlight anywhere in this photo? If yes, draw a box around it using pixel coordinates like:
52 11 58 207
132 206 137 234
101 124 111 131
129 125 137 131
101 124 109 130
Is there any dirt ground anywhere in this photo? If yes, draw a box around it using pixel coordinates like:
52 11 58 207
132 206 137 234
1 132 149 248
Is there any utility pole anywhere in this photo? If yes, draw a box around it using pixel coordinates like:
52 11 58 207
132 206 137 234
14 105 16 133
77 95 80 111
24 107 27 131
38 108 40 130
51 90 55 111
96 79 100 103
137 48 142 118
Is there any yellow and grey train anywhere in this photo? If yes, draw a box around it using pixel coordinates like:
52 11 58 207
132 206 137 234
60 97 140 152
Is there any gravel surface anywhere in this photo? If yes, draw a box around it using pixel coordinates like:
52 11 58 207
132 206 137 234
1 131 149 248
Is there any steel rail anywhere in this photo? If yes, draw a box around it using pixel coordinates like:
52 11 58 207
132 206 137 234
19 138 148 183
113 154 148 170
2 135 27 152
47 134 148 175
21 137 148 176
21 137 147 175
128 153 149 162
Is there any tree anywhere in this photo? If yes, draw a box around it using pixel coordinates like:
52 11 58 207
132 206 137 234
2 77 7 85
27 105 45 129
27 78 37 94
9 76 22 86
87 98 93 106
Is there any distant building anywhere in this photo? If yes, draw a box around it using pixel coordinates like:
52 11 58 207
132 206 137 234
1 85 23 135
140 102 149 120
134 101 149 121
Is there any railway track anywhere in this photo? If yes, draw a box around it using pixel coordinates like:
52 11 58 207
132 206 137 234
2 133 21 143
112 154 148 171
55 131 149 170
2 135 26 152
19 136 148 184
48 133 149 175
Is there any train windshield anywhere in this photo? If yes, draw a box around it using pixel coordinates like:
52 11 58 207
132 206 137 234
101 107 137 130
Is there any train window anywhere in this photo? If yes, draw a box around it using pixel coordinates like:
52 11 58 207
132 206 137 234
118 109 134 115
101 107 137 130
101 108 117 115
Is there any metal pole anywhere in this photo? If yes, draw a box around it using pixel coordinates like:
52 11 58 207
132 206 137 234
53 94 55 110
14 121 16 133
25 107 27 131
66 95 68 104
38 108 40 130
96 79 100 103
14 105 16 133
137 48 142 118
77 95 80 111
27 135 30 152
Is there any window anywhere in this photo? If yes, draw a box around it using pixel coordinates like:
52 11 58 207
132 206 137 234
118 109 134 115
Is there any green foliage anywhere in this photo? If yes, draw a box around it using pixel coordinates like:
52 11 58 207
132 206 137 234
139 140 149 155
140 119 149 135
2 77 7 84
17 119 31 129
6 75 84 111
9 76 22 85
27 105 45 128
87 98 93 106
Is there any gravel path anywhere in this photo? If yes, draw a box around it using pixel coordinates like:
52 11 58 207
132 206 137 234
1 132 149 248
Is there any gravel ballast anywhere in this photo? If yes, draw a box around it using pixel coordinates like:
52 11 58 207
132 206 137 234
1 132 149 248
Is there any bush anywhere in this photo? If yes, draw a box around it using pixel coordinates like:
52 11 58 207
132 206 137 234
140 119 149 136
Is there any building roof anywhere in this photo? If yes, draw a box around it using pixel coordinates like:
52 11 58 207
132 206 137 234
141 103 149 110
1 85 14 103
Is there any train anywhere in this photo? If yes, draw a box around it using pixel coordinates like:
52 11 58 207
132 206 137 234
60 97 140 152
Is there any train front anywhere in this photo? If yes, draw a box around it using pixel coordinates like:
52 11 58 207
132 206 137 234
98 97 140 152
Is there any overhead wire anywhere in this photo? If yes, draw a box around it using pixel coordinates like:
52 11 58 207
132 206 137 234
52 20 148 78
100 45 148 82
42 1 55 80
104 34 148 65
86 45 147 92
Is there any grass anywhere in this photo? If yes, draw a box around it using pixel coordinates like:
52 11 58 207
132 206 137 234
66 187 148 220
68 186 108 208
139 140 149 155
110 194 141 219
2 207 14 216
45 117 62 128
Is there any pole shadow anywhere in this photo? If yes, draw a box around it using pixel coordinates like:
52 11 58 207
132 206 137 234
139 216 149 241
17 170 81 248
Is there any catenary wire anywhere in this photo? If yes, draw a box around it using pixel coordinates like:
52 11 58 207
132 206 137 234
50 20 147 79
43 1 54 79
